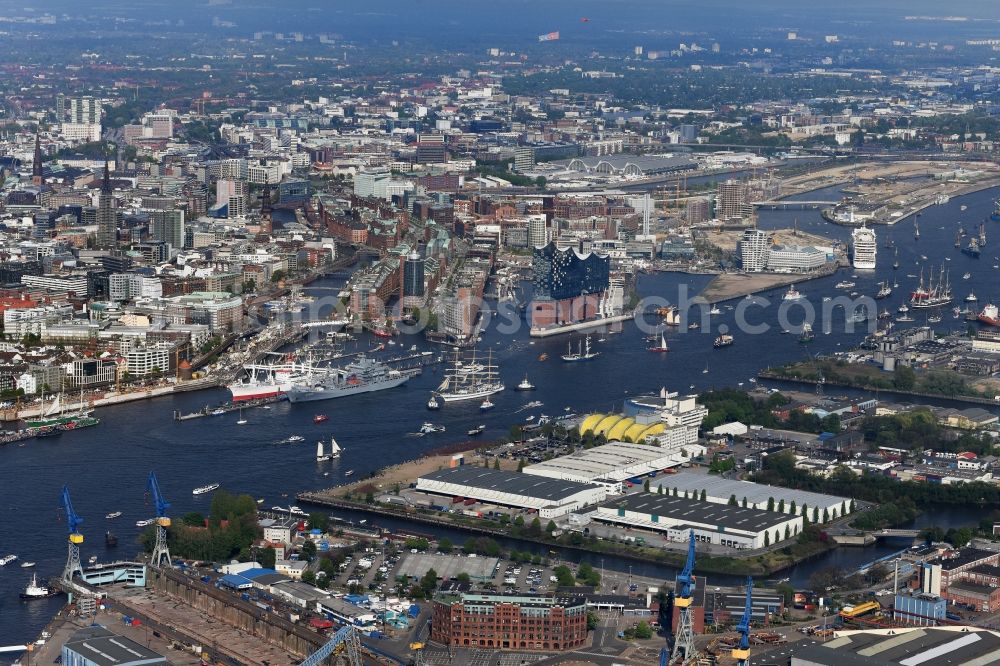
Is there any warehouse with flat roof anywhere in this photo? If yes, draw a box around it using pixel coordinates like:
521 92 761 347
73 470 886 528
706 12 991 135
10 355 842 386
522 441 704 486
653 471 853 522
594 493 802 549
790 626 1000 666
415 466 608 518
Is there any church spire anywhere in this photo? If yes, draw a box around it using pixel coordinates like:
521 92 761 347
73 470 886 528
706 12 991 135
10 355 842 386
32 128 43 186
101 159 111 194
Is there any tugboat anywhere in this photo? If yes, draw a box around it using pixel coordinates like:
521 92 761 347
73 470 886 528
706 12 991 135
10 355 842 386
515 375 536 391
427 395 441 410
480 398 495 411
20 573 61 600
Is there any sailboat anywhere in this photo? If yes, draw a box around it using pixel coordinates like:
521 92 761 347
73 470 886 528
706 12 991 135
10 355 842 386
893 247 899 270
561 336 600 362
236 407 247 425
316 436 341 461
648 330 669 353
25 392 94 428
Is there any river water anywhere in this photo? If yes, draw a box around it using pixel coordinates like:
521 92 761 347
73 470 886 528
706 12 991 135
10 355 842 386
2 186 1000 649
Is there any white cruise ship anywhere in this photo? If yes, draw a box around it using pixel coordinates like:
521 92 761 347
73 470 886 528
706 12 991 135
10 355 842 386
851 224 877 270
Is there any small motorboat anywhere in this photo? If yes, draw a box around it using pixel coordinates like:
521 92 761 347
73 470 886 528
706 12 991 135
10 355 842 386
344 470 355 477
313 414 329 424
210 408 226 416
20 561 35 568
88 556 98 565
105 511 122 520
468 425 486 436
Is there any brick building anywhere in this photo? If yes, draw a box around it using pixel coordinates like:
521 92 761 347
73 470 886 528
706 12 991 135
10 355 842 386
431 593 587 651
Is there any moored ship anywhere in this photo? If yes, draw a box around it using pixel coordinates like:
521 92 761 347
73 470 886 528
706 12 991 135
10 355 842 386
228 362 295 402
286 355 416 403
20 573 61 600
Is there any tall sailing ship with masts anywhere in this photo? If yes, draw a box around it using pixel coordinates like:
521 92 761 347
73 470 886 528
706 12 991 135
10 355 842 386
910 266 953 309
434 349 504 402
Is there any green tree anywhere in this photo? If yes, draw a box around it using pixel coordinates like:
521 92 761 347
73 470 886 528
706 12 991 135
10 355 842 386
893 365 916 391
301 539 317 561
546 520 557 534
420 568 438 595
308 513 329 532
456 572 471 584
553 565 576 587
181 512 205 527
790 500 797 515
728 494 738 506
493 458 500 470
517 460 525 472
777 499 785 513
514 515 525 528
767 497 775 511
437 537 453 553
301 570 316 585
529 517 542 536
587 611 600 631
260 546 276 569
764 532 771 547
270 269 286 283
742 497 748 508
700 489 707 501
632 621 653 640
643 478 650 492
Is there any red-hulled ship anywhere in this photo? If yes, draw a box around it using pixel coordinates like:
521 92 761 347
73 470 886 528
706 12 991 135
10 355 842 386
979 303 1000 327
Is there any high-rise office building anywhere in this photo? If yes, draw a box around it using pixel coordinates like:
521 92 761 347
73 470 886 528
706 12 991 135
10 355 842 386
415 134 447 164
527 214 548 247
149 209 185 252
32 131 43 186
96 162 119 248
403 253 425 298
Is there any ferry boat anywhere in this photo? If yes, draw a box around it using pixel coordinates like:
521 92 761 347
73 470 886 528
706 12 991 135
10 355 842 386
467 424 486 436
192 483 221 495
648 331 669 353
713 334 734 348
316 437 341 461
515 375 536 391
20 574 60 600
313 414 329 424
561 336 601 362
0 554 17 566
286 355 416 403
979 303 1000 327
105 511 122 520
436 349 504 402
851 224 877 269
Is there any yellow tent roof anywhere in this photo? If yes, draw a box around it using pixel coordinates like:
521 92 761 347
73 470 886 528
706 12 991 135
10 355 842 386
593 415 625 437
579 413 606 435
606 417 636 441
635 423 666 442
623 422 651 443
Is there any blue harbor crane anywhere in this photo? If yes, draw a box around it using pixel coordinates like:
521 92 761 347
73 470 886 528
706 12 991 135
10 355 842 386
60 485 84 583
732 577 754 666
670 530 697 662
147 472 172 567
299 625 362 666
